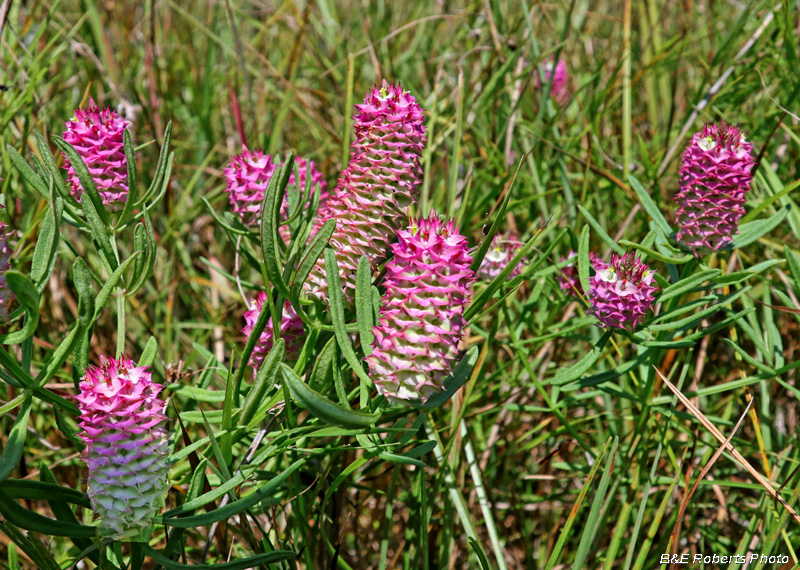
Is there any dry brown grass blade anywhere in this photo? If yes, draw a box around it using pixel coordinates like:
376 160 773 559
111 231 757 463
667 393 753 556
654 366 800 526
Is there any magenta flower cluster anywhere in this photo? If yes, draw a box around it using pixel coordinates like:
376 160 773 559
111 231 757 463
75 355 170 537
304 80 427 305
224 148 327 229
674 122 755 253
536 58 569 105
588 252 657 330
367 214 474 401
62 100 130 209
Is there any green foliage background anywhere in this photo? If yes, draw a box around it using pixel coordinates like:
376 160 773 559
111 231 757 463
1 0 800 568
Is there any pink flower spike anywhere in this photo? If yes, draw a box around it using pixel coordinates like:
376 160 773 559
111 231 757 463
674 122 755 254
588 252 658 330
75 355 170 537
224 149 327 233
304 80 427 306
536 58 569 105
366 212 474 403
62 99 130 210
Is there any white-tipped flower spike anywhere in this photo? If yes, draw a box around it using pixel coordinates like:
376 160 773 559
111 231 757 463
304 80 427 306
0 211 13 322
75 355 170 537
242 292 305 373
476 231 524 281
223 149 327 230
62 99 130 210
588 252 657 330
367 213 474 403
674 122 755 253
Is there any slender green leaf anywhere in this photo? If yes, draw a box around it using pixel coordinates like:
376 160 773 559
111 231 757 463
0 398 32 480
469 166 519 272
0 488 96 538
81 191 118 271
161 458 304 527
5 144 49 201
260 153 293 298
324 248 373 388
731 205 790 249
628 175 672 236
658 269 720 303
553 331 612 385
421 346 480 409
140 336 158 368
572 437 618 569
241 339 285 425
0 522 62 570
282 364 381 428
53 135 110 227
577 205 624 255
578 225 591 295
786 246 800 292
0 273 40 345
355 255 375 355
34 133 71 203
618 239 693 264
2 479 91 508
290 218 336 303
31 199 61 293
142 545 295 569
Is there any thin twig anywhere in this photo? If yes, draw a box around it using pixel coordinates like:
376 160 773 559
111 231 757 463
656 366 800 525
667 394 753 554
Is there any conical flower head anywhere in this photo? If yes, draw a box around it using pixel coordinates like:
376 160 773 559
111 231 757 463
223 149 327 232
75 355 169 537
304 80 427 305
366 213 474 403
0 212 13 323
243 292 306 373
674 122 755 253
62 100 130 210
589 252 657 330
558 250 603 298
536 58 569 105
476 231 524 281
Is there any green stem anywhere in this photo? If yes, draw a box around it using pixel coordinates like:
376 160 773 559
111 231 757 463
116 291 126 358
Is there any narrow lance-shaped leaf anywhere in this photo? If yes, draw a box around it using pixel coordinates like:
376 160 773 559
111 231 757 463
578 225 591 295
0 273 41 345
53 135 111 227
324 248 373 388
260 152 293 299
31 194 62 293
281 364 380 428
241 339 285 426
5 144 49 201
355 255 375 354
0 397 32 480
628 174 673 236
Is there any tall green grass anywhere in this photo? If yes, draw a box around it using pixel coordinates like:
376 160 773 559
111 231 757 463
0 1 799 568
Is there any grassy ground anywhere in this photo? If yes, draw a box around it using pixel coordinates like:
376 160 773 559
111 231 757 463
2 0 800 568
